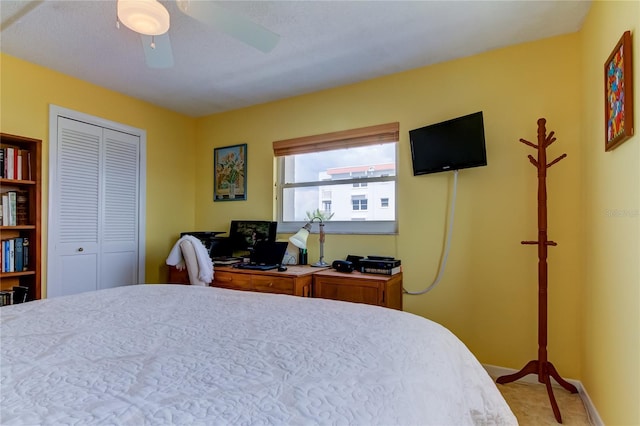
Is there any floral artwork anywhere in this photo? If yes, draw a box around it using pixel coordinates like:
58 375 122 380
604 31 634 151
214 144 247 201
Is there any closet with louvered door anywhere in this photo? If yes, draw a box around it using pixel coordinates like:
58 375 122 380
48 116 142 297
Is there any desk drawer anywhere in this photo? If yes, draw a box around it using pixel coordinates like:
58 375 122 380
314 276 382 306
213 271 252 291
252 275 294 295
312 271 403 310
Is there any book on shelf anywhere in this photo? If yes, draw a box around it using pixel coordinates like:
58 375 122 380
0 290 14 306
16 152 22 180
15 190 29 225
2 240 6 272
23 150 32 180
12 147 18 179
0 190 18 226
1 237 29 273
14 149 30 180
5 146 15 179
361 266 402 276
22 237 29 270
8 239 15 272
12 286 29 304
8 191 17 226
1 194 8 226
3 240 9 272
14 237 24 272
0 146 31 180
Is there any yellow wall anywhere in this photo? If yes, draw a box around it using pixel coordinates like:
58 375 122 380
2 2 638 421
195 34 584 378
0 54 197 287
580 1 639 424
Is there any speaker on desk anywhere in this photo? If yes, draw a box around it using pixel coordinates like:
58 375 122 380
332 260 354 273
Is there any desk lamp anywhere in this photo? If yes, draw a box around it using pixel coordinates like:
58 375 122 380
289 217 328 267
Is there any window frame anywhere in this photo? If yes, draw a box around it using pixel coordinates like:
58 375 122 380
274 122 399 235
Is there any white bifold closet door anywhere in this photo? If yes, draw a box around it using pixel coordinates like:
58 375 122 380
48 117 140 297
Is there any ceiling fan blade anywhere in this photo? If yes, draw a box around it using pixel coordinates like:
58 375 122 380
141 33 174 68
177 1 279 53
1 0 44 32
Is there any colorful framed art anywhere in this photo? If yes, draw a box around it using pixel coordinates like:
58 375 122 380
213 143 247 201
604 30 634 151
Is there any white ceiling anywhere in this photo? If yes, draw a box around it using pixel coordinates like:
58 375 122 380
1 0 592 118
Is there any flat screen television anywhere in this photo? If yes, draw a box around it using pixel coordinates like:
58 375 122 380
228 220 277 252
409 111 487 175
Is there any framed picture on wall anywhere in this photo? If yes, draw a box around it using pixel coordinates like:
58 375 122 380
604 30 634 152
214 143 247 201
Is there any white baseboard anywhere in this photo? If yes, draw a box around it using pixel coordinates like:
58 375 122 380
483 364 604 426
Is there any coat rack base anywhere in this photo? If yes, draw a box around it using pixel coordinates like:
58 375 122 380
497 359 578 423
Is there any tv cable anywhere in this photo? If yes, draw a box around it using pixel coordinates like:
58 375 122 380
404 169 458 295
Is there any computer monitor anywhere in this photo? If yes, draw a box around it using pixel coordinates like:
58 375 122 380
180 231 232 258
228 220 277 253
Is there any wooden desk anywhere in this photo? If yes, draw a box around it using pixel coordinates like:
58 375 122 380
168 265 319 297
168 265 403 309
312 269 403 310
167 266 190 285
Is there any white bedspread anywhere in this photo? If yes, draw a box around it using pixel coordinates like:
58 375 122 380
0 285 516 425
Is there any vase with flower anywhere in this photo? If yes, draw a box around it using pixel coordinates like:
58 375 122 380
216 147 245 200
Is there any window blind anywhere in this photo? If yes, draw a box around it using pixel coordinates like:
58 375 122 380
273 122 399 157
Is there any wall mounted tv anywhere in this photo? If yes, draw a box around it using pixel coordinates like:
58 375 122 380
409 111 487 175
229 220 277 252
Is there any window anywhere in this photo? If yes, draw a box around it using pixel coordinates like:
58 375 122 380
352 196 368 211
381 198 389 208
273 122 398 234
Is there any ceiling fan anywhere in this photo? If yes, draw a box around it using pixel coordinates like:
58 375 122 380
116 0 280 68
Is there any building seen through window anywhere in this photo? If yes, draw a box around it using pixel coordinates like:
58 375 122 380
277 146 396 233
273 122 398 234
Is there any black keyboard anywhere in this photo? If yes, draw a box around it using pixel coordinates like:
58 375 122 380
234 263 279 271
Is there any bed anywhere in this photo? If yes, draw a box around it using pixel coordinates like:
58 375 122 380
0 284 516 425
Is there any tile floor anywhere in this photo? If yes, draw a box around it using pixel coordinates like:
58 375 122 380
496 380 591 425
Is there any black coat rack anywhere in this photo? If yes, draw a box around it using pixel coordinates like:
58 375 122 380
496 118 577 423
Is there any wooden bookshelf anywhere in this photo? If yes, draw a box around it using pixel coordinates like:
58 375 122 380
0 133 41 303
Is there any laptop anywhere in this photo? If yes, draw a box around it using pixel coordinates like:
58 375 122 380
234 241 288 271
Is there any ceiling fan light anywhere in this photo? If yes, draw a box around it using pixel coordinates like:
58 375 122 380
117 0 170 36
